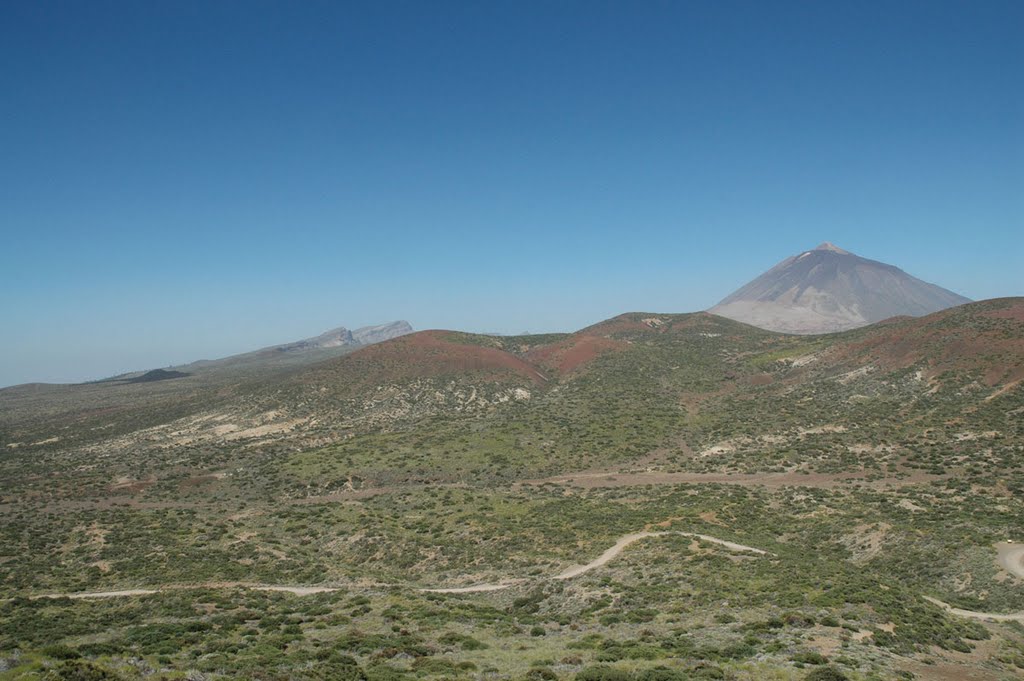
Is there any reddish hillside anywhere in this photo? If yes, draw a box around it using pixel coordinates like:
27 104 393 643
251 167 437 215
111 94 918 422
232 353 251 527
526 334 627 375
297 330 548 390
824 297 1024 387
577 313 664 337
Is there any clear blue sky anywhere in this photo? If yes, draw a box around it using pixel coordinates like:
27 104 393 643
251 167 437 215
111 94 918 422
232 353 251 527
1 1 1022 386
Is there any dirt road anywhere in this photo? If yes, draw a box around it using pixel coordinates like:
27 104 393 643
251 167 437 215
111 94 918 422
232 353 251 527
32 530 768 599
923 596 1024 623
521 469 940 490
30 535 1023 624
554 531 768 580
924 542 1024 623
50 589 159 599
36 584 341 600
420 581 524 594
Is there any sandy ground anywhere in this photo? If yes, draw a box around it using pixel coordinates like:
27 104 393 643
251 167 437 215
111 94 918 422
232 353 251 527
996 542 1024 579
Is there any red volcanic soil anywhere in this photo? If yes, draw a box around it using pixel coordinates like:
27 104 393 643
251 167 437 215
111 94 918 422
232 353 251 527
527 334 627 375
870 315 915 327
302 331 548 388
982 301 1024 323
579 314 662 337
828 298 1024 387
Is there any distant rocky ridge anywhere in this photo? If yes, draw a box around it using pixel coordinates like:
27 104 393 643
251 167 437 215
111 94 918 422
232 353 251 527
81 321 416 384
709 243 971 334
273 321 413 353
125 369 190 383
183 320 415 371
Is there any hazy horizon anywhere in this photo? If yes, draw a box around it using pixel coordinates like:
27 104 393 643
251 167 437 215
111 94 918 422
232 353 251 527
2 2 1022 387
0 237 1002 387
0 242 1005 388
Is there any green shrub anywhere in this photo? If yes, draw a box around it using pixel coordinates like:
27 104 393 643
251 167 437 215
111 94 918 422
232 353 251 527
43 660 123 680
633 666 687 681
805 668 849 681
691 664 725 680
575 665 630 681
365 664 409 681
40 645 81 660
438 632 488 650
791 651 828 665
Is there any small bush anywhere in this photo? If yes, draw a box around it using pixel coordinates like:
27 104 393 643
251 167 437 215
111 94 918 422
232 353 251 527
40 645 81 661
43 660 123 680
633 666 687 681
575 665 630 681
805 668 849 681
791 651 828 665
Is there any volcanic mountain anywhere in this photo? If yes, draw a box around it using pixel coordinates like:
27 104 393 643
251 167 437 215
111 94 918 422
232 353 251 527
708 242 971 334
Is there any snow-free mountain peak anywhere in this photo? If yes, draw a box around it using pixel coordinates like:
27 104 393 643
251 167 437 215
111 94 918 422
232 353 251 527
813 241 850 254
708 244 970 334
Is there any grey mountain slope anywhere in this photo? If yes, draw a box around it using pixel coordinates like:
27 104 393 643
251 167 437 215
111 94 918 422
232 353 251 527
271 321 413 353
52 321 415 385
177 321 414 372
0 320 414 430
709 243 970 334
352 321 416 345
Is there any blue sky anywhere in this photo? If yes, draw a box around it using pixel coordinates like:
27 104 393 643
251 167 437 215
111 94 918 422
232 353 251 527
1 1 1021 386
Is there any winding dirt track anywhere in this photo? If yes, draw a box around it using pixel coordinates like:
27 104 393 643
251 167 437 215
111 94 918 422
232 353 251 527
553 531 767 581
919 542 1024 622
923 597 1024 623
424 531 770 592
52 589 159 599
32 531 768 600
30 535 1024 623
